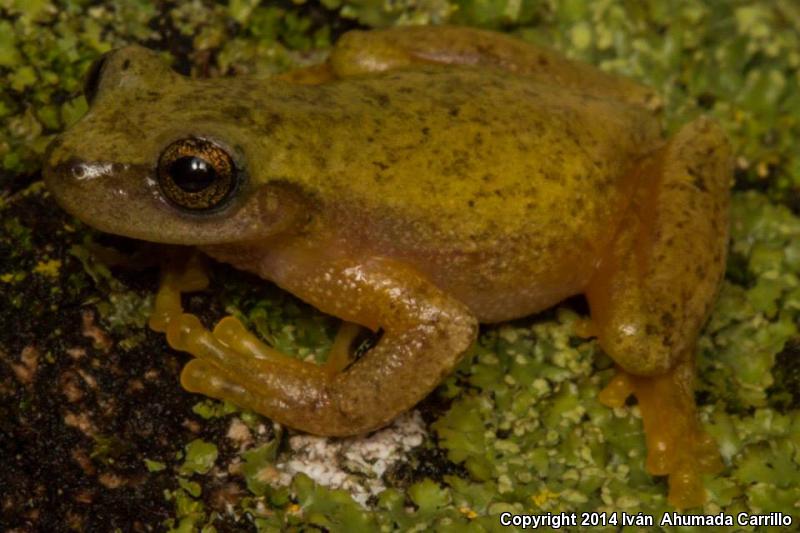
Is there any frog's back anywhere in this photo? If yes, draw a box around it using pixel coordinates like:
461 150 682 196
257 67 662 319
267 67 657 248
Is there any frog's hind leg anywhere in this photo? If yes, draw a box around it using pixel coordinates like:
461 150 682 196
153 250 478 437
328 26 659 109
274 63 336 85
585 117 731 508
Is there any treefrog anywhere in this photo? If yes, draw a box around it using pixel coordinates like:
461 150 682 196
44 26 732 507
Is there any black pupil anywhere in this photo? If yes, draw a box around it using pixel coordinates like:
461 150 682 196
168 156 217 192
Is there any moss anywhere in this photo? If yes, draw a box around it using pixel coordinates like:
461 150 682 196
180 439 219 476
2 1 800 532
240 438 281 497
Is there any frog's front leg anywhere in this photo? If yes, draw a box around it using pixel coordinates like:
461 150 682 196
586 117 731 507
169 254 478 436
149 250 210 333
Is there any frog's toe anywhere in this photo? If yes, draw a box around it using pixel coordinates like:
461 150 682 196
602 363 722 508
172 313 336 422
181 358 315 422
597 370 634 408
212 316 300 366
181 359 236 398
181 359 267 413
167 312 319 379
663 431 722 507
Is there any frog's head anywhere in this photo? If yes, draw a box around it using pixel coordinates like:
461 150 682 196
44 46 303 245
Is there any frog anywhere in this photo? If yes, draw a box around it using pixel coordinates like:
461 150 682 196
43 26 732 508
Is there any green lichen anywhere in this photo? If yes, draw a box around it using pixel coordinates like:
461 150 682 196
289 474 376 531
145 458 167 472
191 399 238 420
240 438 281 497
327 0 456 27
180 439 218 476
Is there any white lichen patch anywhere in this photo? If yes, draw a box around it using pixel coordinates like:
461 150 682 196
271 410 427 505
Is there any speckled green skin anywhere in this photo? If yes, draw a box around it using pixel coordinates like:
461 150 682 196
44 30 731 502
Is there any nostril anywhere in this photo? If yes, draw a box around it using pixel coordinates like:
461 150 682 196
84 52 111 106
66 160 116 182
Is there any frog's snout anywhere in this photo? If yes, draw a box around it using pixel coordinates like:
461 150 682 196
43 150 120 220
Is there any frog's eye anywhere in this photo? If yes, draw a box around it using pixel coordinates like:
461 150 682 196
157 138 238 211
